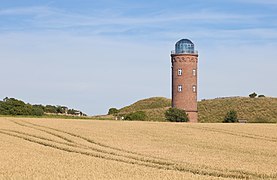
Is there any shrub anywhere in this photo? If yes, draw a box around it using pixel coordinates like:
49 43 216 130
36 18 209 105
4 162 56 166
44 105 58 113
223 110 238 123
108 108 119 115
258 95 265 98
124 111 147 121
249 92 257 98
0 97 84 117
165 108 189 122
31 107 44 116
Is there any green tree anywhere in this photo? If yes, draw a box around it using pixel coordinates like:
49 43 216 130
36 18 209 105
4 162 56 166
249 92 257 98
223 110 238 123
0 97 43 116
56 106 67 114
44 105 58 113
31 106 44 116
108 108 119 115
165 108 189 122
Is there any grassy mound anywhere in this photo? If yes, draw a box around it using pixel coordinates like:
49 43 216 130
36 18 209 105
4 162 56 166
120 97 171 112
199 97 277 123
118 97 277 123
119 97 171 121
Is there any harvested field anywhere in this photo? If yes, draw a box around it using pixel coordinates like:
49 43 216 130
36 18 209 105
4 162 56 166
0 117 276 179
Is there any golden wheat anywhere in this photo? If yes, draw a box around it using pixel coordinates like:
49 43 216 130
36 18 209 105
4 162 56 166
0 117 276 179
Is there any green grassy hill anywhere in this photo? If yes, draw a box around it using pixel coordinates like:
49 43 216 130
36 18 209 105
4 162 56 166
119 97 171 121
118 97 277 123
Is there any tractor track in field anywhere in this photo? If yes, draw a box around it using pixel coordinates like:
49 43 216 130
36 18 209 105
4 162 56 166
0 119 275 179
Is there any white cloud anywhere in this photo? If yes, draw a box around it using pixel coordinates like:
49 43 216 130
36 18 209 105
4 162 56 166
0 6 261 30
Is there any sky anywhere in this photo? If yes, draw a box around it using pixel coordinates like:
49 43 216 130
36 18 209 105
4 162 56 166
0 0 277 115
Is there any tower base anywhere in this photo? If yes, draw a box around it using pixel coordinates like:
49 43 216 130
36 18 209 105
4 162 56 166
187 112 198 123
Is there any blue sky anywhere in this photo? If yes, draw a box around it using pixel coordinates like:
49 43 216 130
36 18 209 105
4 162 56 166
0 0 277 115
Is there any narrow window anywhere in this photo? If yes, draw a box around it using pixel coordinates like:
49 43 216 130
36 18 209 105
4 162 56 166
193 69 196 76
192 85 196 92
178 85 182 92
178 69 182 76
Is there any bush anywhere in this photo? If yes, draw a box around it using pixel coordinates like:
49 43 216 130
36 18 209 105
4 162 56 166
249 92 257 98
44 105 58 113
165 108 189 122
124 111 147 121
223 110 238 123
31 107 44 116
258 95 265 98
108 108 119 115
0 97 84 117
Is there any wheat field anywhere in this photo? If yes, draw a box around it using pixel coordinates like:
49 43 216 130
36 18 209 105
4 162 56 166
0 117 276 179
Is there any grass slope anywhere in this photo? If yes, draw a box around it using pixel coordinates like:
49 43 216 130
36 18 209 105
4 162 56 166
119 97 277 123
119 97 171 121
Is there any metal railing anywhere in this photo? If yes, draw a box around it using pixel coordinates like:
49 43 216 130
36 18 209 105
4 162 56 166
171 50 198 55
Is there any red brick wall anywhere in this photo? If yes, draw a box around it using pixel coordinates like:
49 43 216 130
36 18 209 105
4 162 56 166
171 54 198 122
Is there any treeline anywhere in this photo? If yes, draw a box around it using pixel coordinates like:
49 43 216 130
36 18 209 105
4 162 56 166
0 97 86 116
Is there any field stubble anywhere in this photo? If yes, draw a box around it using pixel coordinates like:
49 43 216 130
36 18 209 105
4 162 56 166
0 117 276 179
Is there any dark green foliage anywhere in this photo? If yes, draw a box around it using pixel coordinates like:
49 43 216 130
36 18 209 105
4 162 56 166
223 110 238 123
249 92 257 98
108 108 119 115
56 106 68 114
31 106 44 116
165 108 189 122
124 111 147 121
67 109 83 116
258 95 265 98
0 97 85 117
44 105 58 113
0 98 38 116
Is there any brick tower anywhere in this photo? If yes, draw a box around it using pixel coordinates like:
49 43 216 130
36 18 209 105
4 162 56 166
171 39 198 122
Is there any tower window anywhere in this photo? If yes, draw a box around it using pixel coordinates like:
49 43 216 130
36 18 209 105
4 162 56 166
192 85 196 92
193 69 196 76
178 85 182 92
178 69 182 76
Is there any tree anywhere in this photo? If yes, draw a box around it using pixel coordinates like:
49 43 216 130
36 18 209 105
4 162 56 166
56 106 67 114
44 105 58 113
165 108 189 122
0 97 43 116
31 106 44 116
223 110 238 123
249 92 257 98
0 97 85 117
108 108 119 115
258 95 265 98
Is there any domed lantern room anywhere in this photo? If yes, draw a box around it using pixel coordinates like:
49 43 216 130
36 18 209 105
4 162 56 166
175 39 195 54
172 39 197 54
171 39 198 122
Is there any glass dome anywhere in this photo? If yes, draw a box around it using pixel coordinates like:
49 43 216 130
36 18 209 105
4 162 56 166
175 39 195 54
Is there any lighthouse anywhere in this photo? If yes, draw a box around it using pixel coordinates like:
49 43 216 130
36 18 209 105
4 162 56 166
171 39 198 122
